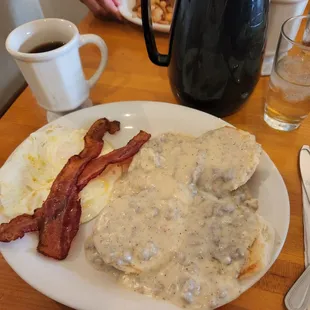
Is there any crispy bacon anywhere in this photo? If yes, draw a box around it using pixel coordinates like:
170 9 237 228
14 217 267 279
0 122 151 261
77 130 151 190
0 118 119 245
37 119 120 259
0 214 39 242
39 130 150 259
37 188 81 259
44 118 120 209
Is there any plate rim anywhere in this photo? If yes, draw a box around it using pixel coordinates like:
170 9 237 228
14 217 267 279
0 100 290 310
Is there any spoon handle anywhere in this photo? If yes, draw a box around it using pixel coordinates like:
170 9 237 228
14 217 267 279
285 266 310 310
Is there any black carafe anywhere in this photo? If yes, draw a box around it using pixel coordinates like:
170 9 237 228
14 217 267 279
141 0 269 117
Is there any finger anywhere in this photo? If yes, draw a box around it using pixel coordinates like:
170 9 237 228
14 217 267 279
98 0 123 20
97 7 108 18
113 0 121 6
81 0 106 17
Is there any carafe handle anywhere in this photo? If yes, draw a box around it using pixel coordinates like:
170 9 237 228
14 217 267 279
141 0 179 67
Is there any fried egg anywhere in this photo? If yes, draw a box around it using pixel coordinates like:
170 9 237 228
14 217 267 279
80 164 122 223
0 126 122 223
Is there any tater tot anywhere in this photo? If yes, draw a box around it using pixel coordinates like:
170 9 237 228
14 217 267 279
166 12 173 22
160 1 167 9
152 6 163 22
137 6 142 18
166 6 173 13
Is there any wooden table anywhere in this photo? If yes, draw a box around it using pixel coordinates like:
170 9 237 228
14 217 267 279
0 12 308 310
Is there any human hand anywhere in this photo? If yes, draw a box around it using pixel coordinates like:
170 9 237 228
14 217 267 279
80 0 122 20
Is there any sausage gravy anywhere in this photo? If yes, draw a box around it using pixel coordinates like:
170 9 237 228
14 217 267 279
85 131 265 309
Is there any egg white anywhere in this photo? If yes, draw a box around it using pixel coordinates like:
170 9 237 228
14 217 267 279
79 164 122 223
0 126 122 223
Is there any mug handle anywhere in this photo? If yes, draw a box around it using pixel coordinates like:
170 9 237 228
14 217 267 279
79 34 108 88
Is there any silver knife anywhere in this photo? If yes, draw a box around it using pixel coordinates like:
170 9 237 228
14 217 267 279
301 145 310 267
285 145 310 310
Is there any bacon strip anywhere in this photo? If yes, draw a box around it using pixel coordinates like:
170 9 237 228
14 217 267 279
39 130 150 259
37 119 120 259
0 118 120 244
77 130 151 190
39 118 119 220
0 124 150 260
37 188 81 259
0 214 39 242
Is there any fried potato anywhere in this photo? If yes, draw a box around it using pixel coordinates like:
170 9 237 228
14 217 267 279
133 0 174 24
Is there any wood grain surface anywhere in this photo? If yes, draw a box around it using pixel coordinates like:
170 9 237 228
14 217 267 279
0 11 308 310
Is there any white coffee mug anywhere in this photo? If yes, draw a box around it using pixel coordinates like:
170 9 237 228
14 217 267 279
5 18 108 112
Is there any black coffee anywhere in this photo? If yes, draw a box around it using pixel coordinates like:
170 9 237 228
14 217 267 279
28 41 65 53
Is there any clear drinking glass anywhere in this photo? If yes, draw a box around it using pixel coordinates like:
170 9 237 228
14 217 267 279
264 15 310 131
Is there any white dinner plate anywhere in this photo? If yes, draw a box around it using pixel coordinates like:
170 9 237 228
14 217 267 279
0 101 289 310
119 0 170 33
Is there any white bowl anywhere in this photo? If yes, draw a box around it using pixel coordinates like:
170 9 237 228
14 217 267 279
119 0 170 33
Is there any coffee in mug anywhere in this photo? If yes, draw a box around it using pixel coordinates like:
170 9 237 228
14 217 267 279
6 18 108 119
26 41 66 53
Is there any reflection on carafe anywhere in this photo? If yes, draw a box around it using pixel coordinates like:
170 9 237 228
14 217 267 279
141 0 269 117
